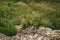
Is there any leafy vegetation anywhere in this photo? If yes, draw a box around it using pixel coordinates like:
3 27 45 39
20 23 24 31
0 0 60 36
0 27 17 36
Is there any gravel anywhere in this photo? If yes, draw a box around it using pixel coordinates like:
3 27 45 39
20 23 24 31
0 26 60 40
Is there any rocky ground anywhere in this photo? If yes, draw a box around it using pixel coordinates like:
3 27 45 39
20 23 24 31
0 26 60 40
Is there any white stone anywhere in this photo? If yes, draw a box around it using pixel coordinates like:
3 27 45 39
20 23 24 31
23 37 27 40
34 34 38 38
29 35 33 39
37 36 43 40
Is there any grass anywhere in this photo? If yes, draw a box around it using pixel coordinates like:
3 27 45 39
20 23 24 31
0 0 60 36
0 26 17 36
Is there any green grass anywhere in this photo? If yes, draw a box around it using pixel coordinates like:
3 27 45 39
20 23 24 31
0 26 17 36
0 2 20 36
0 0 60 36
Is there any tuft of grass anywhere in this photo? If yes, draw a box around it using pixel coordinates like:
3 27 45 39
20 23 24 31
0 2 20 36
0 26 17 36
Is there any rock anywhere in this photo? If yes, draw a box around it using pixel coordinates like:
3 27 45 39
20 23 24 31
15 25 22 31
37 36 43 40
34 34 38 38
42 37 50 40
37 27 52 36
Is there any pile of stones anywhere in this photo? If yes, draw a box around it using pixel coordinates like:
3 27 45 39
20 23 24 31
0 26 60 40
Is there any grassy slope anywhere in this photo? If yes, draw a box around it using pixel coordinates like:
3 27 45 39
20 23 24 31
0 0 60 36
15 2 60 29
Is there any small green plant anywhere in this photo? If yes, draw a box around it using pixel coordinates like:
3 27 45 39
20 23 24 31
0 26 17 36
40 19 55 29
0 19 18 36
22 19 31 29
